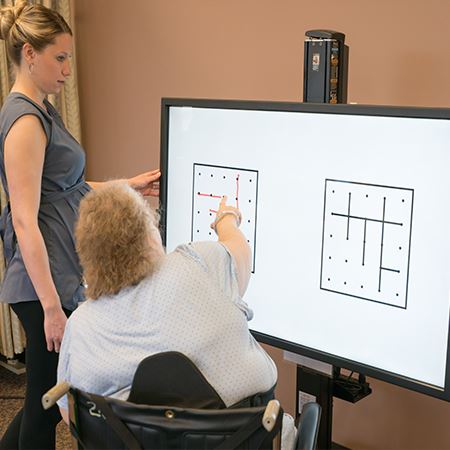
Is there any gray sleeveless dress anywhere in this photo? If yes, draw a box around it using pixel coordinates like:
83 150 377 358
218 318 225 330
0 92 91 311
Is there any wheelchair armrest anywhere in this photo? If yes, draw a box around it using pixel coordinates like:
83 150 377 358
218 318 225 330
262 399 281 431
42 381 71 410
295 402 321 450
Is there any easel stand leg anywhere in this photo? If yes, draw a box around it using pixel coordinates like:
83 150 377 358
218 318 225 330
295 360 370 449
296 365 333 449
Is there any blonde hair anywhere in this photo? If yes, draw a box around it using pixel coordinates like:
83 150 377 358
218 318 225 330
0 0 72 66
76 182 164 300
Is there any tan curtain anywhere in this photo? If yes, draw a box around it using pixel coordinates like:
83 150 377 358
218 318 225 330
0 0 82 359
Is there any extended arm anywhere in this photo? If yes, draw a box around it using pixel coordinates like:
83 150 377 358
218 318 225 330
213 196 252 297
87 169 160 196
4 115 66 352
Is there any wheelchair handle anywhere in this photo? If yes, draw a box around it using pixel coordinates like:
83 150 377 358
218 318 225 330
42 381 71 410
262 399 281 432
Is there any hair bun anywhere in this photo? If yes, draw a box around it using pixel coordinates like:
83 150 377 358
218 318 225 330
0 1 28 41
0 7 15 41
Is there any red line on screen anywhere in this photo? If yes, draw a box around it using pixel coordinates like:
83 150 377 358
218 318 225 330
198 192 222 198
236 174 240 208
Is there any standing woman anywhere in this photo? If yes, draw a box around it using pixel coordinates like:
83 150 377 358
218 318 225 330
0 2 160 449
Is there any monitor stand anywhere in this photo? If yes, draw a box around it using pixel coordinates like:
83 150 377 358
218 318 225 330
285 352 372 449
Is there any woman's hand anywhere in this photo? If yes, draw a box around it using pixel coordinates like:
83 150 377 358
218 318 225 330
211 195 242 231
217 195 240 215
43 304 67 352
127 169 161 196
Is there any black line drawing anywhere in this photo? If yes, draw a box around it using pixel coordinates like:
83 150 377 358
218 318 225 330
320 179 414 309
191 163 259 272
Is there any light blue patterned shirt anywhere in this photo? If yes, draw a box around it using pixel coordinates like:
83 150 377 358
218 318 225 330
57 241 277 410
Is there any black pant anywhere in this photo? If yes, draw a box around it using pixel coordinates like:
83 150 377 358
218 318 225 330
0 301 69 450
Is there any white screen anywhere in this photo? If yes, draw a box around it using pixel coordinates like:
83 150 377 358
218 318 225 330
164 104 450 391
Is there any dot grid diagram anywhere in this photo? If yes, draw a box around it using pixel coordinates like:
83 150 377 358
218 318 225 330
192 164 259 272
320 179 414 309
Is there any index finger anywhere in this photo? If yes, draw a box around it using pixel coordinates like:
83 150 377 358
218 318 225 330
46 336 54 352
220 195 227 208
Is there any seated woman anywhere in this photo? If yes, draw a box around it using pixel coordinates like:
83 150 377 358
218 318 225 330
57 181 278 419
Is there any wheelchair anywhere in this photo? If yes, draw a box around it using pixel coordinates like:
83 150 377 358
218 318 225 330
43 352 321 450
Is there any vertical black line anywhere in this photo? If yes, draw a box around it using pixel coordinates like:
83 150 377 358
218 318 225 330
405 191 414 309
160 100 171 246
362 219 367 266
346 192 351 240
320 180 329 289
191 164 197 242
378 197 386 292
252 170 259 273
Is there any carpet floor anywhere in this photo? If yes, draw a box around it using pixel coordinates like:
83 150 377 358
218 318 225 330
0 364 72 449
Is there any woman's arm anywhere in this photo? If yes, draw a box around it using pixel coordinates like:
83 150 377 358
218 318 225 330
4 115 66 352
213 196 252 297
87 169 161 196
59 406 69 424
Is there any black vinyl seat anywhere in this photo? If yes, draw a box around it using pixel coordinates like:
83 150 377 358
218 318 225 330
68 388 282 449
43 352 321 450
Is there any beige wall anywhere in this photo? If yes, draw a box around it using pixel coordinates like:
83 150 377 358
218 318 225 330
73 1 450 448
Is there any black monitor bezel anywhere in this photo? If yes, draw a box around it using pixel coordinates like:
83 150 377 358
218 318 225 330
160 97 450 402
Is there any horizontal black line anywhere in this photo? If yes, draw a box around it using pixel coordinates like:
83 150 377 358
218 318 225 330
193 163 258 174
381 267 400 273
326 179 414 193
320 287 406 309
331 212 403 226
